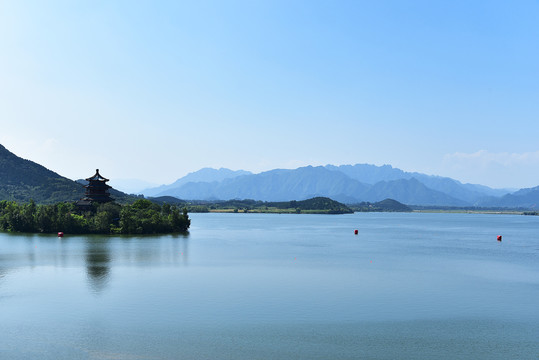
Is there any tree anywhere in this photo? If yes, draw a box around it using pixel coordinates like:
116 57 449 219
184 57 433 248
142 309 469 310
0 199 190 235
36 204 57 232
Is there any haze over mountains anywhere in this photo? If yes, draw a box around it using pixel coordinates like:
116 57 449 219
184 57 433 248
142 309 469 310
142 165 538 208
1 143 538 209
143 168 252 197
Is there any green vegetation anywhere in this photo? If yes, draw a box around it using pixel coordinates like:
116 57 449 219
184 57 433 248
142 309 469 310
0 179 83 204
0 199 190 235
0 144 83 203
0 144 140 204
177 197 353 214
350 199 412 212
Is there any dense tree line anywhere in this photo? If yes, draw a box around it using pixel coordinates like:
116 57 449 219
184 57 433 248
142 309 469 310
0 199 190 234
349 199 412 212
174 197 353 214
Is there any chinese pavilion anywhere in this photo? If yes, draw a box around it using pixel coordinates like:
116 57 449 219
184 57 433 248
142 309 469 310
77 169 112 207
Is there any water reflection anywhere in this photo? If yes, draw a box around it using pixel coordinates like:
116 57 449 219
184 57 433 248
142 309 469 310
83 234 189 294
0 232 190 294
85 237 111 294
179 235 189 265
26 237 36 266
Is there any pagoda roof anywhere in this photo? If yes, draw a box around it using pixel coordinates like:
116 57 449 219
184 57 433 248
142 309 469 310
86 169 109 182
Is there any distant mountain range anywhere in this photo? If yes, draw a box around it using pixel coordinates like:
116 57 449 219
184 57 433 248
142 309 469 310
1 143 538 208
142 165 538 209
142 168 252 197
475 186 539 208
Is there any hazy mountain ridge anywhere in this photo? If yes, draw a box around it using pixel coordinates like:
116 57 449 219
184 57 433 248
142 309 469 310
360 178 467 206
109 179 159 195
145 167 252 197
475 186 539 208
161 166 370 202
143 164 536 208
143 165 480 205
325 164 508 202
2 142 537 208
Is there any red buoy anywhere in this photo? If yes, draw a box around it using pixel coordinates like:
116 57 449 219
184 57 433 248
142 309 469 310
58 232 64 237
354 229 358 235
497 235 502 242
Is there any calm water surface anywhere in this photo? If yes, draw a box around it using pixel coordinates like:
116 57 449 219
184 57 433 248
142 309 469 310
1 212 538 359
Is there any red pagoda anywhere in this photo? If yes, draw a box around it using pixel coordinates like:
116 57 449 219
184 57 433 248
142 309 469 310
77 169 112 208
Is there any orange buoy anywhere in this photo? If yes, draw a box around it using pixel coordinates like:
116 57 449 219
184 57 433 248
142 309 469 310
354 229 358 235
58 232 64 237
497 235 502 242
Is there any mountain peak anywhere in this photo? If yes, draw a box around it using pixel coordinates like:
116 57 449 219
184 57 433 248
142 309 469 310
4 145 535 208
143 167 252 197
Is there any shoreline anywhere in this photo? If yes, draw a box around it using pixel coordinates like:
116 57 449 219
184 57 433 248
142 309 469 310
204 209 535 215
412 209 526 215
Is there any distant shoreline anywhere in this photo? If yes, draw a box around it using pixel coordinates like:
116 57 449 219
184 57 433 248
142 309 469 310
412 209 532 215
207 209 352 215
204 209 537 216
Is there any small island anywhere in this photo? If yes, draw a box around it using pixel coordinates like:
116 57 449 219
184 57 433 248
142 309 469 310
0 199 190 235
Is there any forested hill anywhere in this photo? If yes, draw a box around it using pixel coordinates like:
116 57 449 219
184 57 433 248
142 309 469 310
0 144 137 204
0 144 84 204
185 196 354 214
269 197 353 213
350 199 412 212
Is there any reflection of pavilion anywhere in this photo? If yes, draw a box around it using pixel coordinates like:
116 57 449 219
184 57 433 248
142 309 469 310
83 234 190 294
85 238 111 294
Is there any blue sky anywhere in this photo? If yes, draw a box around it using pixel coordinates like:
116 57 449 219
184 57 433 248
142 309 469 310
1 0 538 189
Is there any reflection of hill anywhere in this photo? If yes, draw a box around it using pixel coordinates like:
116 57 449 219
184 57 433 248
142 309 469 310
85 238 111 294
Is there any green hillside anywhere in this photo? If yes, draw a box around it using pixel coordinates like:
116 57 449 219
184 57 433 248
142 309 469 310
183 196 354 214
0 144 84 203
350 198 412 212
0 144 137 204
268 197 353 213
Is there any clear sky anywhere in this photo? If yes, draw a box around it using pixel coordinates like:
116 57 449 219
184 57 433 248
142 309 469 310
1 0 538 189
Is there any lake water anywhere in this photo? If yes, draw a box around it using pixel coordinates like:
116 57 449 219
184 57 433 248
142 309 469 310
1 212 538 359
